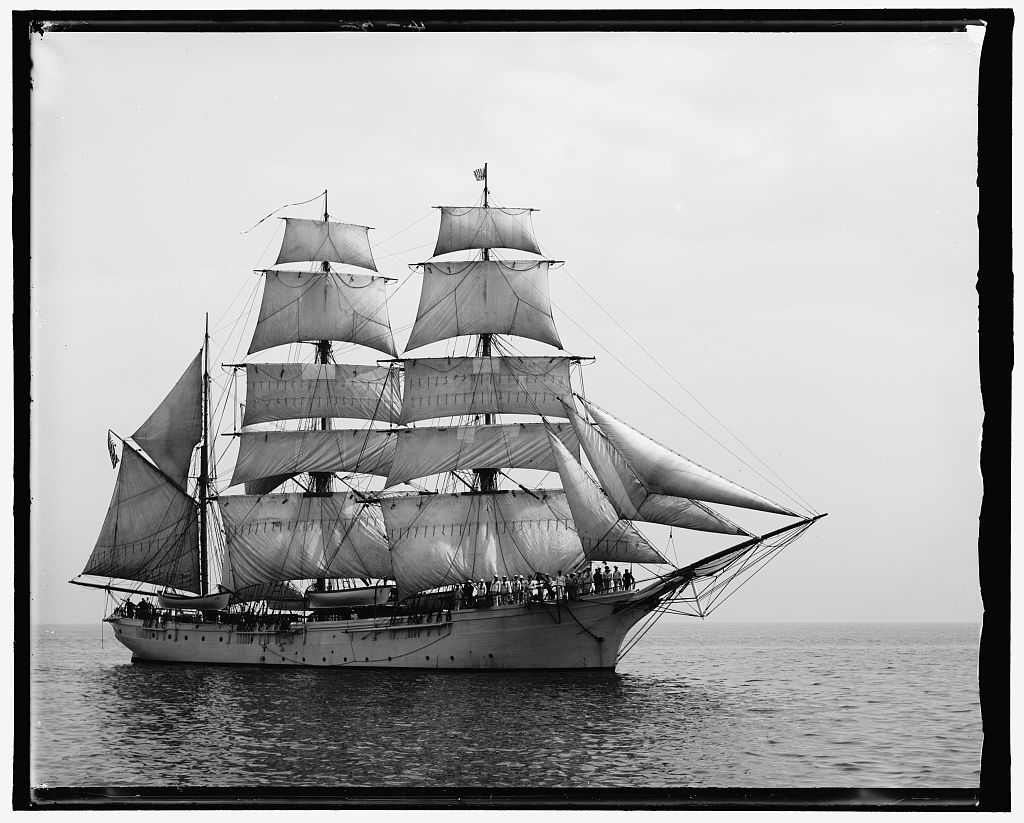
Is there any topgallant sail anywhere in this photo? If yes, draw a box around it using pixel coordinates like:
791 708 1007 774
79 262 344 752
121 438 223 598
72 168 825 669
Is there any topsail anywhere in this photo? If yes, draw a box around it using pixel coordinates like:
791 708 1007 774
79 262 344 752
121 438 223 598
399 356 572 425
405 261 561 351
275 217 377 270
242 363 402 427
432 206 541 257
248 270 397 357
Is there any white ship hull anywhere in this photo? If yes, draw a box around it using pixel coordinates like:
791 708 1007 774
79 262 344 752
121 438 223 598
107 589 653 670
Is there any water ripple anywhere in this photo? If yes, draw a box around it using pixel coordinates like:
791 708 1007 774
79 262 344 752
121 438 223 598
31 622 981 788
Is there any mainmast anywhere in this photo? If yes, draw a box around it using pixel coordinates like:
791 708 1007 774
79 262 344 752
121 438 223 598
199 313 210 595
476 163 497 493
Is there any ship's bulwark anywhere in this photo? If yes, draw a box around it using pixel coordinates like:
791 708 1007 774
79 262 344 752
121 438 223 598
108 592 653 670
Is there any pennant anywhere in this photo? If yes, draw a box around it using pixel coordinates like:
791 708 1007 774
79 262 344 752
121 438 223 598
473 168 486 182
107 431 119 469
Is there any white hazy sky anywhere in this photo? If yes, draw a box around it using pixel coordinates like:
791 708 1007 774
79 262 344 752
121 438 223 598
29 27 983 625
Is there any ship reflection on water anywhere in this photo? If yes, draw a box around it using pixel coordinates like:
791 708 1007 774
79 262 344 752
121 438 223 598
32 622 981 789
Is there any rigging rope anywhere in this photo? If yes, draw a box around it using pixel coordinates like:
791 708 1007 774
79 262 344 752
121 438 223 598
559 267 816 514
239 190 327 235
548 297 815 516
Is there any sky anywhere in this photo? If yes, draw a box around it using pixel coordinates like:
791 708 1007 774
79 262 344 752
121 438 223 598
28 26 984 625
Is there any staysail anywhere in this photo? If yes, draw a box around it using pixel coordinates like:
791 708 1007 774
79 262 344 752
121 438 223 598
546 429 669 564
131 351 203 486
399 356 572 425
563 400 747 535
248 270 397 357
242 363 402 426
404 261 561 351
579 398 796 516
385 422 578 487
84 447 200 592
219 492 392 589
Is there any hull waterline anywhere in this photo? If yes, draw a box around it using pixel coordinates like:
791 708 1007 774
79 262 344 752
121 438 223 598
107 590 654 670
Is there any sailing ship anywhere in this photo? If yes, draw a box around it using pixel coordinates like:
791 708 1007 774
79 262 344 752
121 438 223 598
72 167 825 669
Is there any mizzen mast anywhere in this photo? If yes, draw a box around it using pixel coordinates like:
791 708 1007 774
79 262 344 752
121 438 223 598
198 313 211 595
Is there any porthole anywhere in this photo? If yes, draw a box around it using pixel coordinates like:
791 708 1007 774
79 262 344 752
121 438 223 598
365 657 369 662
201 636 205 642
184 635 188 640
219 637 223 642
425 655 430 661
388 657 392 661
322 657 326 662
302 657 306 662
450 656 454 661
167 634 172 640
343 657 348 661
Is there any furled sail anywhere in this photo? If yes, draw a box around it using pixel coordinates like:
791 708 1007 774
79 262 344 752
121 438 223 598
433 206 541 257
231 428 395 487
383 490 584 597
219 492 392 589
275 217 377 270
242 363 402 426
580 399 796 516
228 580 307 606
404 261 561 351
131 350 203 486
385 422 579 488
248 270 397 357
83 447 200 592
563 401 748 535
546 429 669 565
399 356 572 425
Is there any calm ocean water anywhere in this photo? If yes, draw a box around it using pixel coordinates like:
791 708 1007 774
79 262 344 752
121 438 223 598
29 621 980 789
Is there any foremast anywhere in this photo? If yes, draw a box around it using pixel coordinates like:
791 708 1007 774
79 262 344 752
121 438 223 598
218 188 398 599
312 191 333 593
